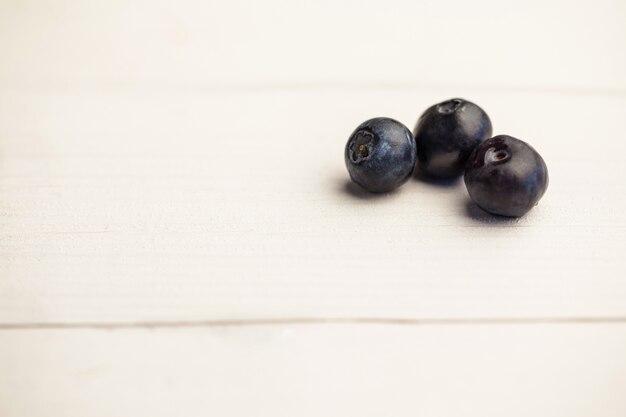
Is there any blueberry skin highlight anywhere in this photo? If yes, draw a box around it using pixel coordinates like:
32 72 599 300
414 98 492 178
345 117 417 193
464 135 549 217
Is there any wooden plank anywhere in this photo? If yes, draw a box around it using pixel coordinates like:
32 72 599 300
1 0 625 92
1 323 625 417
1 89 625 323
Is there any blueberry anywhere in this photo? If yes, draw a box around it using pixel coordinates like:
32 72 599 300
345 117 417 193
414 98 492 178
464 135 549 217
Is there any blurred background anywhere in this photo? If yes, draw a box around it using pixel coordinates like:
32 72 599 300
2 0 625 92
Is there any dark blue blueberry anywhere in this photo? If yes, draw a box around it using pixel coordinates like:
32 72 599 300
464 135 549 217
414 98 492 178
345 117 417 193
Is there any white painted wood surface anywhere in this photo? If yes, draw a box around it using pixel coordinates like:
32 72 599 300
1 88 625 323
2 0 625 92
1 0 626 416
1 324 626 417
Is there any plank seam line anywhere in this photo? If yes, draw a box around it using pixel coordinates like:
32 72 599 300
2 317 626 330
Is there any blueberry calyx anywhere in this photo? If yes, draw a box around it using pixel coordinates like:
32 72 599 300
348 130 376 164
484 147 510 164
436 98 464 114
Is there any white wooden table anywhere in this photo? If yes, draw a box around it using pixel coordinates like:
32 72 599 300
1 1 626 416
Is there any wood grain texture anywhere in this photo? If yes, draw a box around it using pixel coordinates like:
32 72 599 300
2 324 626 417
1 89 625 323
1 1 626 415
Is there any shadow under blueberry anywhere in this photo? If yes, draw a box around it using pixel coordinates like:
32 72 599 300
340 179 401 200
463 200 520 225
413 166 462 188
